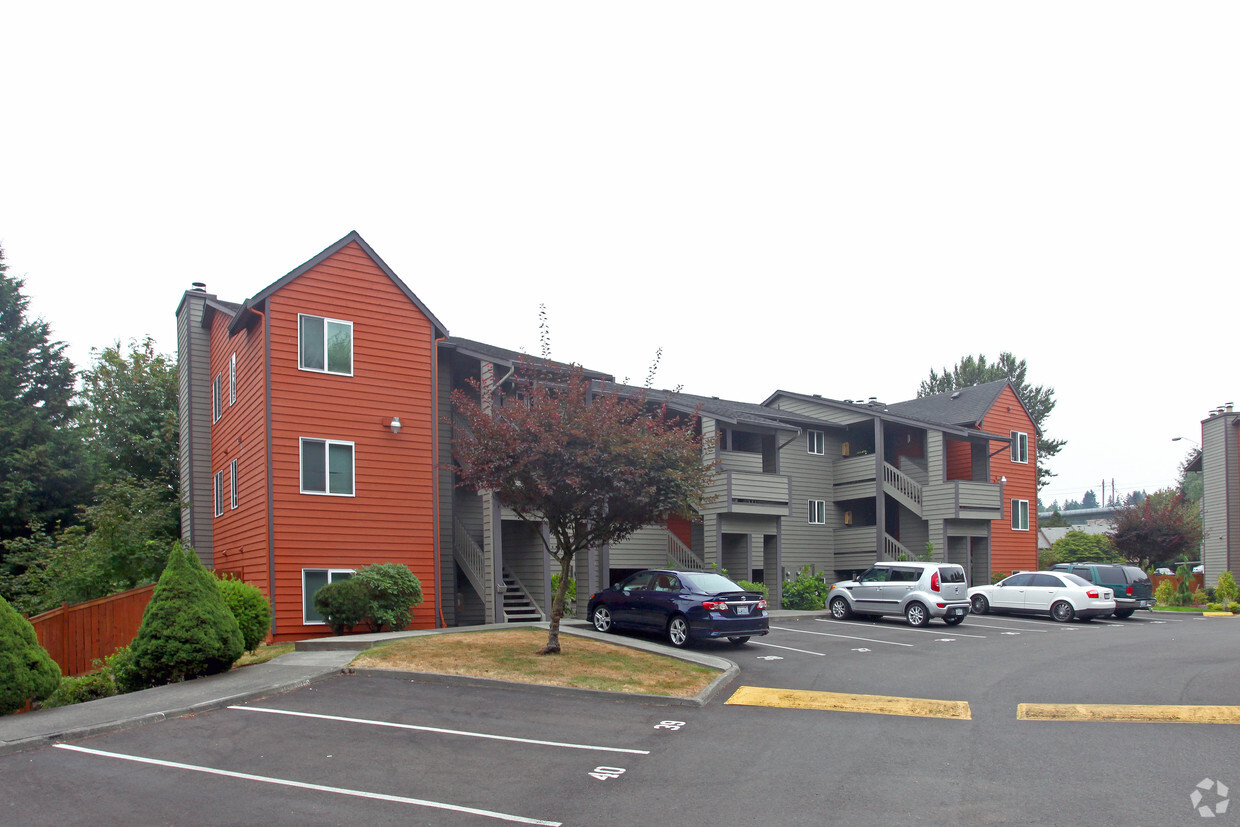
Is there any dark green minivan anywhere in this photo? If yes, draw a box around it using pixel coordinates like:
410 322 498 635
1049 563 1154 618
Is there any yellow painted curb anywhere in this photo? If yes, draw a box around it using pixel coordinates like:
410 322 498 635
1203 612 1236 617
1019 703 1240 724
725 685 971 720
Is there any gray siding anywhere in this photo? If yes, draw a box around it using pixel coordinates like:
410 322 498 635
781 428 835 576
1202 412 1238 584
176 290 214 566
610 526 672 571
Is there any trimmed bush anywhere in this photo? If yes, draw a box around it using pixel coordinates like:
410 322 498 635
123 543 243 690
354 563 423 632
314 577 372 635
216 575 271 652
736 580 769 600
41 669 116 709
1155 579 1177 607
0 594 61 714
781 566 831 610
1216 572 1239 605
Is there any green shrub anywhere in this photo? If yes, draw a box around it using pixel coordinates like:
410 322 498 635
1155 580 1177 607
991 571 1008 585
1229 602 1240 614
313 578 372 635
736 580 769 600
0 594 62 714
354 563 423 632
1216 572 1239 605
781 566 831 610
551 573 576 613
215 575 271 652
41 669 117 709
1192 589 1211 607
124 543 243 690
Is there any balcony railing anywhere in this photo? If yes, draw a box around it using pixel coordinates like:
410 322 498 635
705 470 790 515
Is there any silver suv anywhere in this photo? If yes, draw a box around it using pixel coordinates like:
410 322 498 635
827 562 971 627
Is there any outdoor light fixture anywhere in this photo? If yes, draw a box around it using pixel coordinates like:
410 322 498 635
389 416 401 435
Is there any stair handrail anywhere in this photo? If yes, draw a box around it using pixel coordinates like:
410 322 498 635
667 531 705 569
882 462 923 507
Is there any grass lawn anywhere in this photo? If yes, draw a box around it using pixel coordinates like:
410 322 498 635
1151 606 1206 613
234 643 295 668
349 628 720 697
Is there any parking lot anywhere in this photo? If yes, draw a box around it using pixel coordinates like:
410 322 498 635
3 612 1239 825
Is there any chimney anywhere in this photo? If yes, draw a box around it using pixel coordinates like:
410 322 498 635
191 282 207 292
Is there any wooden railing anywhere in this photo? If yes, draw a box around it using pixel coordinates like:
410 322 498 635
882 533 913 561
453 517 487 600
667 532 705 569
882 462 922 511
28 583 156 677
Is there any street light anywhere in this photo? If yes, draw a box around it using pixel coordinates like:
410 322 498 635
1172 436 1200 450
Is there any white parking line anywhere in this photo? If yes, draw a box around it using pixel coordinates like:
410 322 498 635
769 625 914 647
811 618 988 639
53 744 561 825
751 640 828 656
962 621 1047 632
230 706 650 755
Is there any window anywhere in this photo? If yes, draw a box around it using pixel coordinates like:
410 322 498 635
302 569 355 624
807 430 824 455
229 459 238 509
1011 498 1029 531
212 374 222 423
300 438 355 495
1010 431 1029 464
808 499 826 524
229 353 237 405
213 470 223 517
299 314 353 375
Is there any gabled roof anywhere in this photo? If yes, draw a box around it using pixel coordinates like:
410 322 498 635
763 389 1002 441
885 379 1040 436
595 382 809 433
226 231 448 338
441 337 613 381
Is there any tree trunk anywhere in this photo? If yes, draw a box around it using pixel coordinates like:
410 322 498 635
538 553 575 655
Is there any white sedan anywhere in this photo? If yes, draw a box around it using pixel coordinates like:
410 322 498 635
968 571 1115 622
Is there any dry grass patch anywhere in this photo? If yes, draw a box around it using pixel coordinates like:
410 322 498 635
350 628 719 697
233 643 295 669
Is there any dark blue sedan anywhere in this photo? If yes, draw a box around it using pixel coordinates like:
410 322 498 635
587 569 769 648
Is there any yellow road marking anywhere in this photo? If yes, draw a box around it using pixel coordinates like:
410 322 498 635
724 685 971 720
1203 612 1236 618
1019 703 1240 724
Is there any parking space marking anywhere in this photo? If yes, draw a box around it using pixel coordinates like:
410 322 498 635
725 686 972 720
751 640 827 656
231 706 650 754
1018 703 1240 725
962 621 1047 632
52 744 562 825
770 625 913 647
811 618 988 639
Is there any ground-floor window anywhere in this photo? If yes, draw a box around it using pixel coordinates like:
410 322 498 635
303 568 356 624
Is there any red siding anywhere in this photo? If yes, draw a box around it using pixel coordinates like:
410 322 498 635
981 385 1039 576
209 309 271 608
265 242 437 641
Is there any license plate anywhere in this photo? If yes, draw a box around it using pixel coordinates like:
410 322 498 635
951 608 965 617
735 605 750 615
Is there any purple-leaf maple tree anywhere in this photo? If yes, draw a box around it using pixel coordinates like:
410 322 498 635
451 362 715 655
1108 488 1202 567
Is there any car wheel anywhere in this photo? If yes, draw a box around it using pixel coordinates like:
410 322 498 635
728 636 750 646
667 615 691 648
905 602 929 628
829 596 853 620
943 614 965 626
1114 609 1135 619
971 595 989 614
591 605 613 633
1051 600 1075 622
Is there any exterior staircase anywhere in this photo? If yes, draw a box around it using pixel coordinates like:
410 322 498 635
500 569 544 622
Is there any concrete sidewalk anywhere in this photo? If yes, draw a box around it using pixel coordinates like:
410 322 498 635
0 611 819 757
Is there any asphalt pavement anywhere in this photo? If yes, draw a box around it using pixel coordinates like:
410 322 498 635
0 613 813 757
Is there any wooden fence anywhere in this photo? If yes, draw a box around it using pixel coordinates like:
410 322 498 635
1151 573 1204 595
27 584 155 677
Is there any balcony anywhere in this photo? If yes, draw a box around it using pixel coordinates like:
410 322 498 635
706 469 790 516
923 480 1003 521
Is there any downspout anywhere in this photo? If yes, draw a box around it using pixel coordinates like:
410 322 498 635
433 335 447 628
242 303 278 637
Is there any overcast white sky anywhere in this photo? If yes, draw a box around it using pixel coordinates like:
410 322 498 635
2 2 1235 509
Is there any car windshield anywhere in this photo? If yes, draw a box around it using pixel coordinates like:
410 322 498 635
1061 573 1093 588
680 572 746 594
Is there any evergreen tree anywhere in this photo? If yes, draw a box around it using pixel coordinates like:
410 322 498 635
0 593 61 714
0 245 93 549
124 543 243 689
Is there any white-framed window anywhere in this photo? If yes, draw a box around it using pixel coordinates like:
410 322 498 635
809 499 827 524
807 430 825 455
302 568 356 624
1011 498 1030 531
229 353 237 405
212 374 222 423
213 470 224 517
1010 431 1029 464
299 313 353 376
229 459 238 509
300 438 355 496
